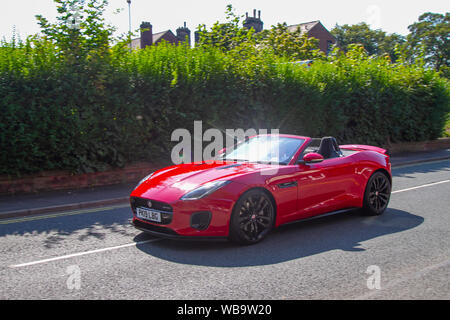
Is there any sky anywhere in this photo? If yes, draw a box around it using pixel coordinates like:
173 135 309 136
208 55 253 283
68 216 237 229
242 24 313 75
1 0 449 41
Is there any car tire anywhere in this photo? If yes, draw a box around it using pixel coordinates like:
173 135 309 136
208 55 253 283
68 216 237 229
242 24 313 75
229 189 275 245
362 171 391 216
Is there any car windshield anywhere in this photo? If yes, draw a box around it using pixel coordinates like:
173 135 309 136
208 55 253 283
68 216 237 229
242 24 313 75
220 136 305 165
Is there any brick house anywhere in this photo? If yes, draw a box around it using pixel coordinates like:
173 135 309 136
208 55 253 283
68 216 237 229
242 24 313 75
287 21 336 54
239 10 336 54
130 22 191 49
132 13 336 54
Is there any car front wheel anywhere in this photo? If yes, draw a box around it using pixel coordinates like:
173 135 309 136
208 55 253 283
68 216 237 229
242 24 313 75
229 190 275 245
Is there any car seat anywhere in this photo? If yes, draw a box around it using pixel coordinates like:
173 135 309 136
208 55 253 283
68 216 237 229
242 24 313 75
317 137 342 159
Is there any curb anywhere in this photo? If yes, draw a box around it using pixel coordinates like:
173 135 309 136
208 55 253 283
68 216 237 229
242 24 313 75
1 156 449 221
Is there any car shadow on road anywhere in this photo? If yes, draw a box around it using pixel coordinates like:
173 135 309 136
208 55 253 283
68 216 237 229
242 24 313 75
0 207 138 249
134 208 423 267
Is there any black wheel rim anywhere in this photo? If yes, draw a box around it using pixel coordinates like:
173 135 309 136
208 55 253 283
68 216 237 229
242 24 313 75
238 193 274 242
368 174 390 212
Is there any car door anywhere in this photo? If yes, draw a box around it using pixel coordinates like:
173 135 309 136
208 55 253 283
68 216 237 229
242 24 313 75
295 156 357 219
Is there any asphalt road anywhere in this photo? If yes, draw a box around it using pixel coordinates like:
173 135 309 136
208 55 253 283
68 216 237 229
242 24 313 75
1 160 449 300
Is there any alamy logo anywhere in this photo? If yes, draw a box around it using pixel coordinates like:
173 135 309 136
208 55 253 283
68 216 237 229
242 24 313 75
366 265 381 290
366 5 382 30
171 121 281 175
66 265 81 290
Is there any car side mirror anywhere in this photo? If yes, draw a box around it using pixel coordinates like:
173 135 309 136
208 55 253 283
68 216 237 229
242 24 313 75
301 152 324 164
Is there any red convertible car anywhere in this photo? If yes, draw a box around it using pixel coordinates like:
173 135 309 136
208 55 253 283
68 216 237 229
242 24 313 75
130 135 392 244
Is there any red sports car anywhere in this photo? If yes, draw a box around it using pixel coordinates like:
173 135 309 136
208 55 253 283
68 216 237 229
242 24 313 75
130 135 392 245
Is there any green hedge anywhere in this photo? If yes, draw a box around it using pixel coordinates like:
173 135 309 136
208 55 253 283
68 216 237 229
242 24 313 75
0 40 449 175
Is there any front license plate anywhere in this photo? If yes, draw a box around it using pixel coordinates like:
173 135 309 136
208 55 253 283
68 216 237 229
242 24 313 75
136 207 161 223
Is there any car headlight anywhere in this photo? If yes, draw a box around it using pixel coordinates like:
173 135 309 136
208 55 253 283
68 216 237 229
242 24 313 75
134 172 154 190
181 181 231 201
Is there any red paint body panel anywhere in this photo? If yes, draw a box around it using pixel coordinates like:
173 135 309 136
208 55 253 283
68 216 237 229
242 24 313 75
130 135 391 238
340 144 388 155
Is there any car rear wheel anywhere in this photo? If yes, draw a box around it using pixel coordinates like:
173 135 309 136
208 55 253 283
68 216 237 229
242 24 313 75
229 190 275 245
362 171 391 216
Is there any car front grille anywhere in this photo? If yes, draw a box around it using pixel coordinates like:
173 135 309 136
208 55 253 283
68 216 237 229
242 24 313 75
130 197 173 225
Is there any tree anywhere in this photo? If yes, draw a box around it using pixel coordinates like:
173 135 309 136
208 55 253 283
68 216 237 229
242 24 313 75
331 23 405 61
196 6 322 61
35 0 114 63
258 23 323 61
407 12 449 77
379 33 407 62
196 5 254 52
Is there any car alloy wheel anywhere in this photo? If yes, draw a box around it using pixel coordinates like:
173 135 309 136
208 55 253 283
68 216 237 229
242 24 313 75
229 190 275 245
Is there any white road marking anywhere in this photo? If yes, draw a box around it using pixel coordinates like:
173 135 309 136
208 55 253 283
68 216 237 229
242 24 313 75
9 239 161 268
392 179 450 194
8 178 450 269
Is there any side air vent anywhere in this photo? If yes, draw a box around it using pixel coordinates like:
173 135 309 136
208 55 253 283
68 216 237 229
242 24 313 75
190 212 212 230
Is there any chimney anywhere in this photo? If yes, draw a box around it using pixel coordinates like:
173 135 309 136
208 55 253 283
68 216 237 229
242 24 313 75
243 9 264 33
140 22 153 48
194 30 200 45
176 22 191 46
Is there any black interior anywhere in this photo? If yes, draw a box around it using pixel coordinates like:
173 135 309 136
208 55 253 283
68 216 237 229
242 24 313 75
317 137 342 159
302 137 343 160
